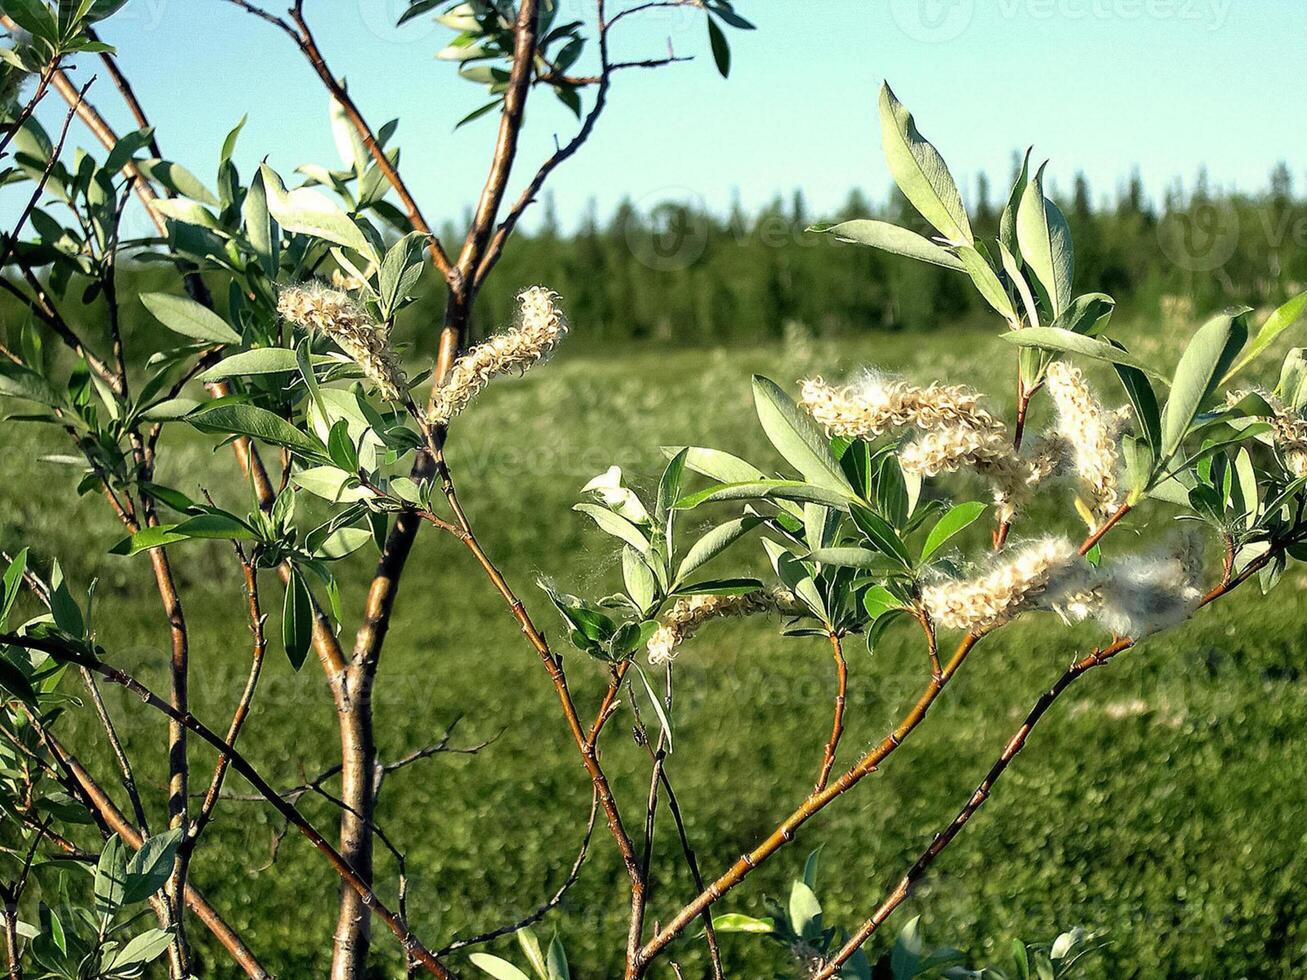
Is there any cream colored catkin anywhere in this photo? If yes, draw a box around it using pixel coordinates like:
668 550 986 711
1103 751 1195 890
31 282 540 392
1234 389 1307 478
922 537 1078 633
899 424 1036 523
429 286 567 425
798 374 996 439
646 588 803 665
1044 362 1121 524
277 283 407 402
1050 530 1206 638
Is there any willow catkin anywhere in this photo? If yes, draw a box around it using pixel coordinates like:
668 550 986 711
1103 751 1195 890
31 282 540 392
1044 362 1121 524
429 286 567 425
646 589 803 665
277 283 407 402
899 424 1036 523
1050 530 1205 638
922 537 1078 633
1234 389 1307 478
798 374 996 439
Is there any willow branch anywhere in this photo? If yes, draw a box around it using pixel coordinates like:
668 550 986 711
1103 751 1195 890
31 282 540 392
0 634 453 978
437 789 600 956
814 632 848 793
814 526 1303 975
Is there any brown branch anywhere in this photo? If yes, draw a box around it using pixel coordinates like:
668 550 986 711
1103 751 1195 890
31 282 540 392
814 632 848 794
0 634 454 979
189 550 268 842
458 0 541 293
814 528 1303 976
437 789 600 955
636 630 983 967
58 747 269 977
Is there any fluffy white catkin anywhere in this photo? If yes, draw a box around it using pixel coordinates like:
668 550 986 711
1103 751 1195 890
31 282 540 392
429 286 567 425
278 284 407 402
1046 530 1206 639
899 424 1037 523
1044 362 1121 524
799 374 997 439
646 589 803 665
1235 389 1307 478
922 537 1078 633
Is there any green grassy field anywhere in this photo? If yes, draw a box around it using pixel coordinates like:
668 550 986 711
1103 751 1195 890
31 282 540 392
5 321 1307 978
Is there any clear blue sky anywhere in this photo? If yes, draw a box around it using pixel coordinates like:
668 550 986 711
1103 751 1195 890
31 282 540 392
29 0 1307 232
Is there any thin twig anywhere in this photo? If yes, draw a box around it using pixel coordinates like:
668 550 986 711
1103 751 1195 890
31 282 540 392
437 789 600 955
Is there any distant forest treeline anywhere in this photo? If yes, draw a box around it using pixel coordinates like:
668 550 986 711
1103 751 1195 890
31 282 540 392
436 163 1307 345
8 167 1306 357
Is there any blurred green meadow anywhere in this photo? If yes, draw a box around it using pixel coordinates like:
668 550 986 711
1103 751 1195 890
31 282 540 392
5 317 1307 978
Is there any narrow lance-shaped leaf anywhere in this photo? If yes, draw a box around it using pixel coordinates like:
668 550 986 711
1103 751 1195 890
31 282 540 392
1160 309 1249 463
808 219 965 271
1001 328 1164 379
1016 162 1074 316
282 567 313 670
878 82 973 244
1222 289 1307 384
140 292 240 345
752 375 850 494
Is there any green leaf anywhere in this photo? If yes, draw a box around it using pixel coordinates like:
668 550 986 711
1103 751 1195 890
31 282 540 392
94 834 127 922
123 827 184 904
104 127 155 176
1 548 27 629
673 577 764 597
189 404 326 456
958 245 1018 323
469 954 533 980
863 585 903 621
1000 148 1031 260
104 928 173 970
675 516 763 583
622 546 657 612
1223 289 1307 384
198 348 337 381
282 568 313 670
665 445 767 484
752 376 849 493
259 163 373 256
788 879 823 941
851 506 913 568
706 16 730 77
808 219 964 271
805 547 884 569
48 562 83 638
709 913 774 934
573 503 650 554
1161 310 1249 463
109 525 188 557
242 167 279 277
1001 327 1164 378
675 480 856 511
920 501 988 562
137 158 218 206
140 292 240 345
878 83 972 244
516 928 547 980
656 447 688 525
1114 365 1162 456
313 526 373 560
634 663 672 752
1051 292 1115 335
761 540 824 619
1016 163 1074 316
